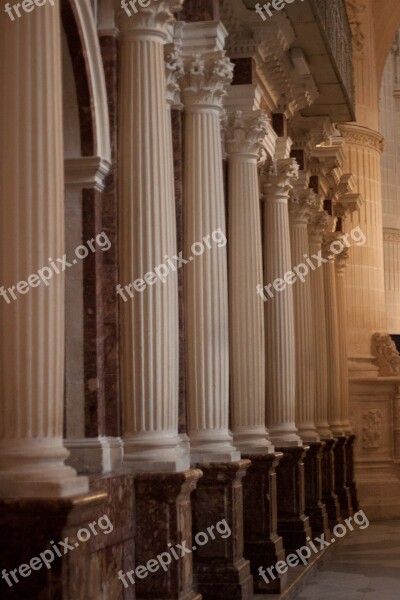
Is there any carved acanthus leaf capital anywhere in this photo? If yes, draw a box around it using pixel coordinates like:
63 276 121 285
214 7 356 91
165 42 184 107
116 0 183 37
308 209 331 245
289 189 319 224
182 52 234 109
226 110 269 157
262 158 299 198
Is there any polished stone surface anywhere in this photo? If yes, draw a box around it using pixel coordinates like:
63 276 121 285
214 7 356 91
296 521 400 600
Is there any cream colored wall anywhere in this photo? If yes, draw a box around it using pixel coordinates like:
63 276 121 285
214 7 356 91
380 31 400 334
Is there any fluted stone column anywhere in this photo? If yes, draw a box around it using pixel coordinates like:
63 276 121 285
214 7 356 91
337 125 386 371
289 179 319 443
322 227 344 438
335 249 352 435
323 227 352 518
308 209 341 527
0 0 87 498
289 180 328 537
308 210 332 440
262 158 302 447
181 35 239 462
116 0 188 472
226 110 273 454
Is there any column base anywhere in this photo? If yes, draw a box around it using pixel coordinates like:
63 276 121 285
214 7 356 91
0 449 88 499
333 436 353 519
242 452 288 595
321 438 342 528
275 447 312 554
65 436 123 474
192 460 253 600
345 434 359 512
304 442 330 538
135 469 203 600
122 433 190 473
189 432 240 463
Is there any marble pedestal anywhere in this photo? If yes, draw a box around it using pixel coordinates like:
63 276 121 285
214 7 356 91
321 439 342 528
345 434 360 512
304 442 330 538
134 470 202 600
0 476 135 600
192 461 253 600
334 436 353 519
275 447 312 553
242 453 287 595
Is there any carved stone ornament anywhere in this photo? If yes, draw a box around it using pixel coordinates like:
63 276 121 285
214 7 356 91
345 0 366 55
361 409 382 449
371 332 400 377
182 52 234 109
225 110 269 157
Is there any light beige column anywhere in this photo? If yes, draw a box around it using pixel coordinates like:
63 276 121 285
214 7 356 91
0 0 87 497
116 1 189 472
322 226 345 437
262 158 302 447
337 124 385 372
181 25 239 461
335 249 352 434
289 178 320 442
308 210 333 439
226 110 274 454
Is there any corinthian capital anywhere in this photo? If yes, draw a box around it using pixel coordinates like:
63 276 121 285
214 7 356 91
289 189 319 225
116 0 183 37
225 111 269 157
335 247 350 273
182 52 234 109
263 158 299 198
308 209 331 245
165 41 184 107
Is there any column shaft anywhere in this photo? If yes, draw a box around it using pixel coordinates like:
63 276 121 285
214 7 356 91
116 2 187 471
227 112 273 453
182 49 238 461
263 159 302 447
308 212 332 439
289 184 319 442
0 0 86 497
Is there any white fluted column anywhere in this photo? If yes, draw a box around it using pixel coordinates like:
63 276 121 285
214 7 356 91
182 28 239 461
116 1 188 472
226 110 274 454
335 249 352 434
322 226 345 437
0 0 87 497
289 180 320 442
308 210 333 439
262 158 302 447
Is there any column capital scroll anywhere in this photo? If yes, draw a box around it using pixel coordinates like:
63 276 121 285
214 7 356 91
115 0 183 39
225 110 268 158
182 52 234 109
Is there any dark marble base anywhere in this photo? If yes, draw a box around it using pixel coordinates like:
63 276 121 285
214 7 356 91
333 436 353 519
321 438 342 528
0 474 136 600
304 442 330 538
275 447 312 554
242 452 287 595
345 434 359 513
134 470 202 600
192 460 253 600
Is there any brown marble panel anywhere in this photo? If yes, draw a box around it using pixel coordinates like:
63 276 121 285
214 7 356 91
333 436 353 519
242 453 288 595
192 461 253 600
304 442 330 538
134 470 202 600
345 434 359 512
275 447 312 554
321 438 342 528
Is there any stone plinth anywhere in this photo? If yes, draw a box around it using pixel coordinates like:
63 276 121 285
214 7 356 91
275 447 312 553
242 453 287 594
192 461 253 600
303 442 330 538
321 439 341 528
